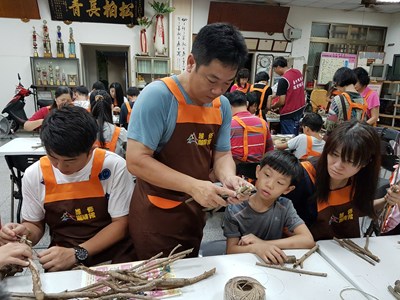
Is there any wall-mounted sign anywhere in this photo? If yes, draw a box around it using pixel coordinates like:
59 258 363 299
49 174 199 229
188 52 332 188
48 0 144 25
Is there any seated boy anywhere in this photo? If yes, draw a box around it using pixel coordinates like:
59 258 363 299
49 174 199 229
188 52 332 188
223 150 315 265
0 106 135 272
275 112 325 160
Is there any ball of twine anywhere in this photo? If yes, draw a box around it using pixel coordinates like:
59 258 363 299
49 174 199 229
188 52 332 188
224 276 266 300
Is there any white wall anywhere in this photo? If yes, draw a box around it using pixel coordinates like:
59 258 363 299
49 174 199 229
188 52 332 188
192 1 399 70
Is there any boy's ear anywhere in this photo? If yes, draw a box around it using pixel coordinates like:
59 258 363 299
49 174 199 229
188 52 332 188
255 165 261 179
282 185 295 195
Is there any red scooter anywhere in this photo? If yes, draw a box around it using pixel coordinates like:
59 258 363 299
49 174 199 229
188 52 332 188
0 74 35 135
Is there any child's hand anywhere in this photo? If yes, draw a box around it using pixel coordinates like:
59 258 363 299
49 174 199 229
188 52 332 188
254 242 287 265
239 234 263 245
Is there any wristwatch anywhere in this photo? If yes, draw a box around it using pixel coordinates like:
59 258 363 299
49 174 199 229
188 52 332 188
74 246 89 264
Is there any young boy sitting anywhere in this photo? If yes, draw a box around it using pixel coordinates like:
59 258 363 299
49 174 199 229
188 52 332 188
223 150 315 265
275 112 325 160
0 106 135 272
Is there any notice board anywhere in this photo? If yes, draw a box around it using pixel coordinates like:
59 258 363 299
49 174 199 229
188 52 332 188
317 52 358 85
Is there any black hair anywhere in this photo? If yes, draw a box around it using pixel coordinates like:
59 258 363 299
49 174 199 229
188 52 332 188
333 67 357 87
225 90 247 107
91 90 113 149
301 112 323 132
353 67 371 87
40 105 98 157
52 86 73 109
109 82 125 108
259 150 303 186
246 92 259 108
191 23 248 71
255 71 269 83
272 56 288 68
235 68 250 85
74 85 89 96
315 120 381 217
92 81 106 91
127 86 140 97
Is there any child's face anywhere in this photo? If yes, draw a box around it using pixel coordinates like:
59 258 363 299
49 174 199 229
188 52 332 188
47 150 93 175
255 165 295 201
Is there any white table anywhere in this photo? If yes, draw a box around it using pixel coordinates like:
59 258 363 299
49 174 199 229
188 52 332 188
0 137 45 156
5 251 358 299
318 235 400 300
0 137 45 222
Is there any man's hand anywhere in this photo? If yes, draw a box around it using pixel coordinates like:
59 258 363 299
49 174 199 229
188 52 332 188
189 180 237 208
37 246 76 272
221 175 255 204
0 243 32 268
0 223 29 245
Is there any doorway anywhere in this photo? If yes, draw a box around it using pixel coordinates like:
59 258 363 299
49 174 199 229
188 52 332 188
81 44 130 92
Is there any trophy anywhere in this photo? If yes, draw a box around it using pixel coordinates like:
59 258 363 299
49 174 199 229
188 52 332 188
42 20 52 57
55 65 61 86
68 27 76 58
35 63 42 85
61 70 67 86
48 62 54 85
42 69 48 86
56 25 65 58
68 74 77 86
32 26 38 57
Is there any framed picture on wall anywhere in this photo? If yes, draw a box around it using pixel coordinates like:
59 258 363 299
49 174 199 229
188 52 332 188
257 39 274 51
244 38 259 51
272 40 288 52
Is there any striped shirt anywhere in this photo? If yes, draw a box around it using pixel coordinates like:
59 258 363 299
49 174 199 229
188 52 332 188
230 111 273 162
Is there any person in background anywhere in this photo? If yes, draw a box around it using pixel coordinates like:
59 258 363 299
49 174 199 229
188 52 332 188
227 91 273 163
269 57 305 135
0 242 32 268
120 87 140 130
89 81 106 109
0 106 135 272
223 150 315 264
230 68 251 93
126 23 251 260
325 67 367 134
91 90 127 158
246 92 259 115
24 86 73 131
275 112 325 160
109 82 128 124
286 120 400 240
73 85 90 111
353 67 380 126
250 71 272 120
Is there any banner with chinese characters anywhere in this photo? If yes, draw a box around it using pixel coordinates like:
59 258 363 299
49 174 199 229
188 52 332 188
48 0 144 24
174 15 189 73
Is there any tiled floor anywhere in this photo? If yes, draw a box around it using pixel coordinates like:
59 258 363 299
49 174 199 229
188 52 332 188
0 131 226 271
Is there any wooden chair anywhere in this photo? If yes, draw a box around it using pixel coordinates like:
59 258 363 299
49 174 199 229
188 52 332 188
310 89 328 112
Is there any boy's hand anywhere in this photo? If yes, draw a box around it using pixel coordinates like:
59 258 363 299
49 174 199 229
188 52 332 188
239 234 263 245
254 242 287 265
0 243 32 268
0 223 28 244
37 246 76 272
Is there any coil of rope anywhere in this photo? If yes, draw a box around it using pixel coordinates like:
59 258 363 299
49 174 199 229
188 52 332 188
224 276 265 300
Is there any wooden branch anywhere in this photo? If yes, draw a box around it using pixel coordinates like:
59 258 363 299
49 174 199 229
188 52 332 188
388 285 400 300
284 255 297 264
293 244 319 269
157 268 216 288
27 258 44 300
344 239 380 262
333 237 376 265
256 262 327 277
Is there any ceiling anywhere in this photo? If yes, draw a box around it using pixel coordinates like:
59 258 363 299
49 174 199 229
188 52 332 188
221 0 400 14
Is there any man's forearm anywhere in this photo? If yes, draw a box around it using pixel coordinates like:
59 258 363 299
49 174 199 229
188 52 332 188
213 151 236 183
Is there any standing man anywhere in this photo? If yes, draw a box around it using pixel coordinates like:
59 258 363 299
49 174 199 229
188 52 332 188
126 23 251 260
270 57 305 135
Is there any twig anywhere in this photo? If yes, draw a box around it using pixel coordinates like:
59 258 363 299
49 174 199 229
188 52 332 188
333 237 376 265
156 268 216 288
256 262 327 277
364 235 370 252
389 285 400 300
293 244 319 269
343 239 380 262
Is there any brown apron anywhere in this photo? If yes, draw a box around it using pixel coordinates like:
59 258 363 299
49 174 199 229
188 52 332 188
42 148 134 266
302 161 362 240
129 77 222 260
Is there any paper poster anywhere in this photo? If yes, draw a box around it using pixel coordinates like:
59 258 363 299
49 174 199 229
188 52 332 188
317 52 358 85
174 15 189 73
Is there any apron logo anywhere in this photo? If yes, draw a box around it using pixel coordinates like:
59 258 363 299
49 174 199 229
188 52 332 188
99 168 111 180
328 208 354 225
186 132 214 146
60 211 76 222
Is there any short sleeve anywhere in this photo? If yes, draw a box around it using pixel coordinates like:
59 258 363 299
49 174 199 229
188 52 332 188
222 205 241 238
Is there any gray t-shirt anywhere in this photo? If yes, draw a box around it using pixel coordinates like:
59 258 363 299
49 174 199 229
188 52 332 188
287 134 325 159
223 197 304 240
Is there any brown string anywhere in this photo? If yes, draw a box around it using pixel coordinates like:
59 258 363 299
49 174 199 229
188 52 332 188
224 276 265 300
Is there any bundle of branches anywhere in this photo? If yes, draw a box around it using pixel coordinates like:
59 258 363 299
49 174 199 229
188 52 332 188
333 236 380 266
9 245 216 300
